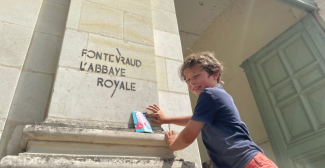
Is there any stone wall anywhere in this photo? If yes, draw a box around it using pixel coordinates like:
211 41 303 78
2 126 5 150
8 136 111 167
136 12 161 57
0 0 201 167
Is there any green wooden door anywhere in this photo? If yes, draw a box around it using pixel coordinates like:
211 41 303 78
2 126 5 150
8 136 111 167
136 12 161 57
240 14 325 168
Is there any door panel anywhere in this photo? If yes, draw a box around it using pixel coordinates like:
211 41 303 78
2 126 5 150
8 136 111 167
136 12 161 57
241 14 325 168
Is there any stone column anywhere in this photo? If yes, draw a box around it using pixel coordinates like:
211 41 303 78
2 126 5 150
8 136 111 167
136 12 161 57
0 0 43 156
0 0 201 167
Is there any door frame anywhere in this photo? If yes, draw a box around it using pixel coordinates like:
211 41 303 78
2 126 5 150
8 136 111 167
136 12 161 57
240 13 325 168
274 0 318 12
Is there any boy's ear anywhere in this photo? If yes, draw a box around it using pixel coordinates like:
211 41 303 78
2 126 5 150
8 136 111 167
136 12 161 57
214 71 219 81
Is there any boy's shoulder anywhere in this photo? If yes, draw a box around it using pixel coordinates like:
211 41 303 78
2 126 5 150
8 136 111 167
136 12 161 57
201 85 226 97
199 85 232 105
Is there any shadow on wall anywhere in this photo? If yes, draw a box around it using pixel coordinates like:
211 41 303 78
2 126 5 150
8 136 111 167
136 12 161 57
0 0 70 158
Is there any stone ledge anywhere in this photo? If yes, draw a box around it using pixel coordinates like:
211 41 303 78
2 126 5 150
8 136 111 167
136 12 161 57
41 118 164 132
26 140 175 158
21 123 167 150
0 153 197 168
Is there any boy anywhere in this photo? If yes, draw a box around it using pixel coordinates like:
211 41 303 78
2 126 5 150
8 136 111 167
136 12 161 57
146 52 277 168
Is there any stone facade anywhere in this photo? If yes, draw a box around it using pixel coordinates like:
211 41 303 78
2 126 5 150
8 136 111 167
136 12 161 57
0 0 201 167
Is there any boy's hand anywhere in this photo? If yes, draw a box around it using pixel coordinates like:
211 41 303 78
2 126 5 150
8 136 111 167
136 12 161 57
146 104 169 124
165 130 178 149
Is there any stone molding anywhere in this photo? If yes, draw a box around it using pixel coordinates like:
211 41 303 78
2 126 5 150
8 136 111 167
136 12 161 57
0 153 198 168
21 118 166 150
0 118 202 167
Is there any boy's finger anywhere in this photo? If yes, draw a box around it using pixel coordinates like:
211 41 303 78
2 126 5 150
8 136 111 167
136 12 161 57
146 107 158 113
165 132 169 137
147 105 156 109
151 118 160 123
172 130 176 135
153 104 159 109
146 113 158 118
146 108 156 113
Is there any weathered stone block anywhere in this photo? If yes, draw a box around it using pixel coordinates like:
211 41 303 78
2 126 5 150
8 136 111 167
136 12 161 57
0 119 5 138
59 29 88 68
46 0 70 6
0 0 42 28
124 13 154 46
7 72 53 123
159 0 176 13
6 125 24 155
152 7 179 34
79 1 123 39
153 30 183 61
0 22 33 67
21 120 165 149
166 60 188 93
158 91 192 132
48 68 158 123
66 0 83 29
88 0 152 18
24 32 62 74
27 140 174 158
35 1 69 36
0 67 20 118
151 0 159 7
155 57 168 91
0 153 197 167
86 33 157 82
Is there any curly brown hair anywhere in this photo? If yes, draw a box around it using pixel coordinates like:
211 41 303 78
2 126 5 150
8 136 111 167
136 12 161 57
179 51 224 84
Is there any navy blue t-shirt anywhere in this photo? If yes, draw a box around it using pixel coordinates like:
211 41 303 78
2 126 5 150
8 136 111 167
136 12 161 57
191 85 263 168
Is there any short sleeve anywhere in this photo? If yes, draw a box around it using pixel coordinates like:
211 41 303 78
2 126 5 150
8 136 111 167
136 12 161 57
191 89 218 126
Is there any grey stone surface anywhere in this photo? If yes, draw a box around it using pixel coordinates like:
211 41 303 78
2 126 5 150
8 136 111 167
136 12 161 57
66 0 83 29
153 29 183 61
35 1 69 36
0 153 197 168
24 33 62 74
47 68 159 123
166 60 188 93
26 140 174 158
41 118 163 132
46 0 70 6
0 0 42 28
7 72 53 123
6 126 24 155
0 22 33 67
21 118 165 149
0 67 20 119
152 7 179 34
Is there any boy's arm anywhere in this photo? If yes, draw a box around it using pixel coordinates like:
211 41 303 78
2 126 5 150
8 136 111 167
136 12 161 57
166 120 204 151
169 115 192 126
146 104 192 126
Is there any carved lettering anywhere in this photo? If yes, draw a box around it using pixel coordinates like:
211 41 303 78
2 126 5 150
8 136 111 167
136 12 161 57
102 65 108 73
121 68 125 77
87 50 95 58
97 78 103 87
88 63 94 72
109 55 114 62
95 64 101 72
96 52 102 60
104 53 109 61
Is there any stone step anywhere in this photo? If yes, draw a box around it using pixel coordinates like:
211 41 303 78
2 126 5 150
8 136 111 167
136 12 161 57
22 118 166 150
21 118 173 158
0 153 197 168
